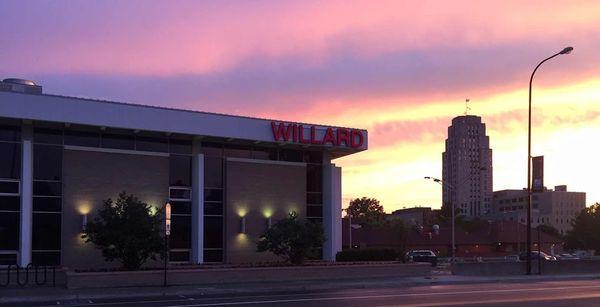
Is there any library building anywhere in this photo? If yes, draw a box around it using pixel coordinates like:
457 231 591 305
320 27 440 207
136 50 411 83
0 78 367 268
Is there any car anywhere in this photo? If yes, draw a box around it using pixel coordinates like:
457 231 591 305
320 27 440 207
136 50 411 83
406 250 437 266
556 253 580 260
504 254 520 262
518 251 556 261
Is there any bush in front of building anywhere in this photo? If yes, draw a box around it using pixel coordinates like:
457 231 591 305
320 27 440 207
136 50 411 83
257 211 326 265
82 192 164 270
335 248 403 262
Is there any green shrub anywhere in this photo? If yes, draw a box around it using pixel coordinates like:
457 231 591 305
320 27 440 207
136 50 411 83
336 248 403 262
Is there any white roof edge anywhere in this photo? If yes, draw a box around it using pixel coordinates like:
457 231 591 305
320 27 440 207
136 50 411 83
0 91 368 152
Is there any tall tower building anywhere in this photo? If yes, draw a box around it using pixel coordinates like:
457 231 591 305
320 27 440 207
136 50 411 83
442 115 493 218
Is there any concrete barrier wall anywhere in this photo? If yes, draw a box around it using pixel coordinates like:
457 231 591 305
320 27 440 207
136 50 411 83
452 260 600 276
66 263 431 289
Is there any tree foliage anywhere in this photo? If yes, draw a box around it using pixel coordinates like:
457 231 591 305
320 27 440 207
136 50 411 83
257 212 326 264
564 203 600 251
347 197 385 226
82 192 164 270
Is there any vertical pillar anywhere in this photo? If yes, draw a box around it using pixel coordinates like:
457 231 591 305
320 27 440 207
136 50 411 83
323 158 342 261
19 125 33 267
191 140 204 264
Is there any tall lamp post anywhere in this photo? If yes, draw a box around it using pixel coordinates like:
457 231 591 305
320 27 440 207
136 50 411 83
164 202 171 287
526 46 573 275
424 177 456 262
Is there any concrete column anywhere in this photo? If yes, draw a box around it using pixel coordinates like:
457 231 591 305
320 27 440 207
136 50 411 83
322 159 342 261
191 142 205 264
19 125 33 267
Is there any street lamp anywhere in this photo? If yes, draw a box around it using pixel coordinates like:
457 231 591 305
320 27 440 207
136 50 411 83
424 176 456 262
164 202 171 287
526 46 573 275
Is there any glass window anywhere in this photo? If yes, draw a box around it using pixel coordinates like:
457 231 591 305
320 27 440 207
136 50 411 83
0 196 20 211
0 181 19 194
170 201 191 215
307 164 322 192
169 188 191 200
0 142 21 179
204 189 223 202
307 205 323 217
136 135 168 153
170 216 191 249
33 197 62 212
101 133 135 150
169 251 190 262
204 202 223 216
204 216 223 248
0 125 20 142
307 193 322 205
31 251 60 266
64 130 100 147
169 155 192 186
204 157 222 188
33 181 62 196
280 149 303 162
169 138 192 154
32 213 61 250
201 144 223 157
223 145 252 158
0 253 17 265
34 144 62 181
34 128 63 145
0 212 19 249
203 249 223 263
252 147 273 160
304 151 323 164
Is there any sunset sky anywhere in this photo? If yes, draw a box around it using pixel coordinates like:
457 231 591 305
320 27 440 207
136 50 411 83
1 1 599 212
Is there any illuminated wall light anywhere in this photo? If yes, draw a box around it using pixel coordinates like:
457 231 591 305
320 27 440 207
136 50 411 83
266 217 272 230
240 216 246 234
81 214 87 232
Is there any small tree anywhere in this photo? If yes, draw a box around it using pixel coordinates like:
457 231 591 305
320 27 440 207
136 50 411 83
564 203 600 251
82 192 164 270
347 197 385 227
257 212 325 264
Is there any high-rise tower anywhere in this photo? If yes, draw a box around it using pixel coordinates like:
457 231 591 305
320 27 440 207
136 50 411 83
442 115 493 218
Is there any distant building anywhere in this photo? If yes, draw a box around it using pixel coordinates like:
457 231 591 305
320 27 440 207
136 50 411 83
492 186 586 235
389 207 434 226
442 115 493 218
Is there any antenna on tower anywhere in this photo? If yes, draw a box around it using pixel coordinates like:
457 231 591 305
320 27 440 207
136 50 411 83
464 98 471 115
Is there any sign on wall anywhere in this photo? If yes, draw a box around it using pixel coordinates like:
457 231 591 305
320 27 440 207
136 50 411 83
271 122 364 148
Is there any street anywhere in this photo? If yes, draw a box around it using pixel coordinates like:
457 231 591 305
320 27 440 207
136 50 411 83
10 279 600 307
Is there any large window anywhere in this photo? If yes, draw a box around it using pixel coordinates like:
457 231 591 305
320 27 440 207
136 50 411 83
0 125 21 265
169 154 192 262
202 147 224 263
32 135 63 266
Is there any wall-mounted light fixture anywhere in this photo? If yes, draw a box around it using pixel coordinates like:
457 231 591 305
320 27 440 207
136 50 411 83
240 216 246 234
82 214 88 232
266 217 272 230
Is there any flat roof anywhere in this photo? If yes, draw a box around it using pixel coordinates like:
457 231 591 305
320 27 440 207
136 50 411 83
0 90 368 158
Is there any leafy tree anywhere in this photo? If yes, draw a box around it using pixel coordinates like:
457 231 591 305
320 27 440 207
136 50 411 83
564 203 600 251
82 192 164 270
257 212 326 264
347 197 385 226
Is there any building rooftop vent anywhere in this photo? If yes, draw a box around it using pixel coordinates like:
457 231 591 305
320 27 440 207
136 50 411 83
0 78 42 94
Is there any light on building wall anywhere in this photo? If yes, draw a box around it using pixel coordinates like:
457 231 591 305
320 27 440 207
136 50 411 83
82 214 88 232
266 217 272 230
240 216 246 234
165 202 172 236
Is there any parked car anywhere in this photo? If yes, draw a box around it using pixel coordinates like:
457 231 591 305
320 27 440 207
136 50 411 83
518 251 556 261
406 250 437 266
556 253 580 260
504 254 520 262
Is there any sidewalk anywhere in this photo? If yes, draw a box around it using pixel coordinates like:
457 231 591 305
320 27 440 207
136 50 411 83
3 273 600 304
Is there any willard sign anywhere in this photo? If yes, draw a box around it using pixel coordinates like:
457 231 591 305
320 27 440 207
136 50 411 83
271 122 364 148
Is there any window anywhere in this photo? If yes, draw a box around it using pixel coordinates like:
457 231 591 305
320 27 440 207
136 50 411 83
0 125 20 142
169 187 192 200
33 197 62 212
170 201 191 215
307 205 323 217
0 195 20 211
0 181 19 195
169 138 192 155
32 213 61 250
280 149 303 162
170 215 191 249
204 216 223 248
33 181 62 196
204 157 222 188
135 135 168 153
169 155 192 186
204 188 223 202
0 212 19 250
34 145 62 180
101 133 135 150
0 142 21 179
223 145 252 158
64 130 100 147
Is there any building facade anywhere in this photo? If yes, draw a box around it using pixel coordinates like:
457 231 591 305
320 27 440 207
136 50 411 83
492 186 586 235
0 79 368 268
442 115 493 218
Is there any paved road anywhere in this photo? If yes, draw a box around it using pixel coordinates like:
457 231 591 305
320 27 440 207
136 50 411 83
12 279 600 306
